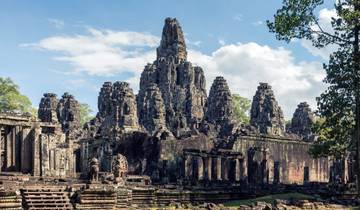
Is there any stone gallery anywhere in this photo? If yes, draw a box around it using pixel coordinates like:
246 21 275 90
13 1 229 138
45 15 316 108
0 18 336 209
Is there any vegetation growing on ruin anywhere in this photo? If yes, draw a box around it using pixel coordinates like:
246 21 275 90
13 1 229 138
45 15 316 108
232 94 251 124
79 103 93 125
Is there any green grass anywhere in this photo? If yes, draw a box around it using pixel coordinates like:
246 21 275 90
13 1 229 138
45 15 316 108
223 193 315 207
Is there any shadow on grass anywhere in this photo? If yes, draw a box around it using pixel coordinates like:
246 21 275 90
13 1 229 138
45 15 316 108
223 193 314 207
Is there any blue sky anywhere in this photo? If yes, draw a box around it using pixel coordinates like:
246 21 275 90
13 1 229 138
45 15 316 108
0 0 336 118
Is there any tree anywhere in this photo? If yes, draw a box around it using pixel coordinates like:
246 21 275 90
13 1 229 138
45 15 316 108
268 0 360 192
232 94 251 124
0 77 35 115
79 103 93 125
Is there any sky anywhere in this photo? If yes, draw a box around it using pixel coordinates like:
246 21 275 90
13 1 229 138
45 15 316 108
0 0 337 119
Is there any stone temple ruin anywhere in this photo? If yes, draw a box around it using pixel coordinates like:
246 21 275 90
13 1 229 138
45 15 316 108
0 17 346 209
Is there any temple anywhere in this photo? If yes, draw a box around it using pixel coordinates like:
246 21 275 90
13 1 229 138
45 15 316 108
0 17 349 209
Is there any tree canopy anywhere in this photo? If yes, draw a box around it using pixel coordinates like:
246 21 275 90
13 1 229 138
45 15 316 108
0 77 35 115
268 0 360 158
268 0 360 192
79 103 93 125
232 94 251 124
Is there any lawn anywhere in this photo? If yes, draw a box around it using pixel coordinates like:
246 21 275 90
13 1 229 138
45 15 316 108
223 193 315 207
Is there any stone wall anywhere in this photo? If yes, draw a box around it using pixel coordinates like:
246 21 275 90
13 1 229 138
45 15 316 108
0 112 76 178
232 135 329 184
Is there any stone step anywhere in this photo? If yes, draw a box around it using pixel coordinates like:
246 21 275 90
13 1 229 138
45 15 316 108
28 208 72 210
0 204 22 208
79 200 116 204
0 198 21 203
22 186 73 210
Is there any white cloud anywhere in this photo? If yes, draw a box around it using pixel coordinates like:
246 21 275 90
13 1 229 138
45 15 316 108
188 43 326 118
252 21 263 26
301 8 338 60
218 38 226 46
23 28 325 118
21 27 159 77
48 19 65 29
233 14 243 22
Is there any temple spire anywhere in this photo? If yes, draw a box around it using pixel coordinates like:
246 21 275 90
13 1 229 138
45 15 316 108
156 17 187 61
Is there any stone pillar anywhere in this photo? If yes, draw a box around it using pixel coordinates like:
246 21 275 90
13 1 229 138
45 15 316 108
15 126 22 171
222 158 229 181
184 154 192 179
12 126 16 169
215 157 222 181
0 125 3 172
80 141 89 173
260 148 269 184
197 156 204 180
6 126 12 170
21 127 32 173
235 158 240 181
204 157 212 181
32 124 41 176
239 158 245 181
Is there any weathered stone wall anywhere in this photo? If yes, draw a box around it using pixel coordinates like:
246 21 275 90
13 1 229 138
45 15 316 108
232 135 329 184
39 131 74 177
0 112 76 178
159 134 214 161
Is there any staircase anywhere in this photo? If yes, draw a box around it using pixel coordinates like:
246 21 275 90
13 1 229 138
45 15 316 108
131 187 155 207
75 184 117 210
21 185 73 210
0 189 22 210
115 188 131 209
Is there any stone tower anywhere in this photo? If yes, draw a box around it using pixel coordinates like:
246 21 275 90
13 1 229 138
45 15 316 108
109 82 139 132
98 81 113 118
288 102 315 139
206 76 234 126
57 92 81 136
38 93 59 123
138 17 207 137
250 83 285 136
137 83 166 134
157 17 187 61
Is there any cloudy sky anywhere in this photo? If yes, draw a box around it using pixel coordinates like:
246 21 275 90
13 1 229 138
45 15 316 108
0 0 336 118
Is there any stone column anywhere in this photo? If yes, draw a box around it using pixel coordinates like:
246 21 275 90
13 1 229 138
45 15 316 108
204 157 212 181
184 154 192 179
15 126 22 171
222 158 229 181
21 127 32 173
197 156 204 180
235 158 240 181
12 126 16 169
6 126 12 170
261 149 269 184
239 158 245 181
32 124 41 176
0 125 3 172
215 157 222 181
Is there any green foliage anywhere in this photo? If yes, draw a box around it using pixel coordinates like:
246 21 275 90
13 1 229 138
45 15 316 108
232 94 251 124
268 0 360 159
79 103 93 125
309 117 352 159
267 0 324 43
0 77 36 115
